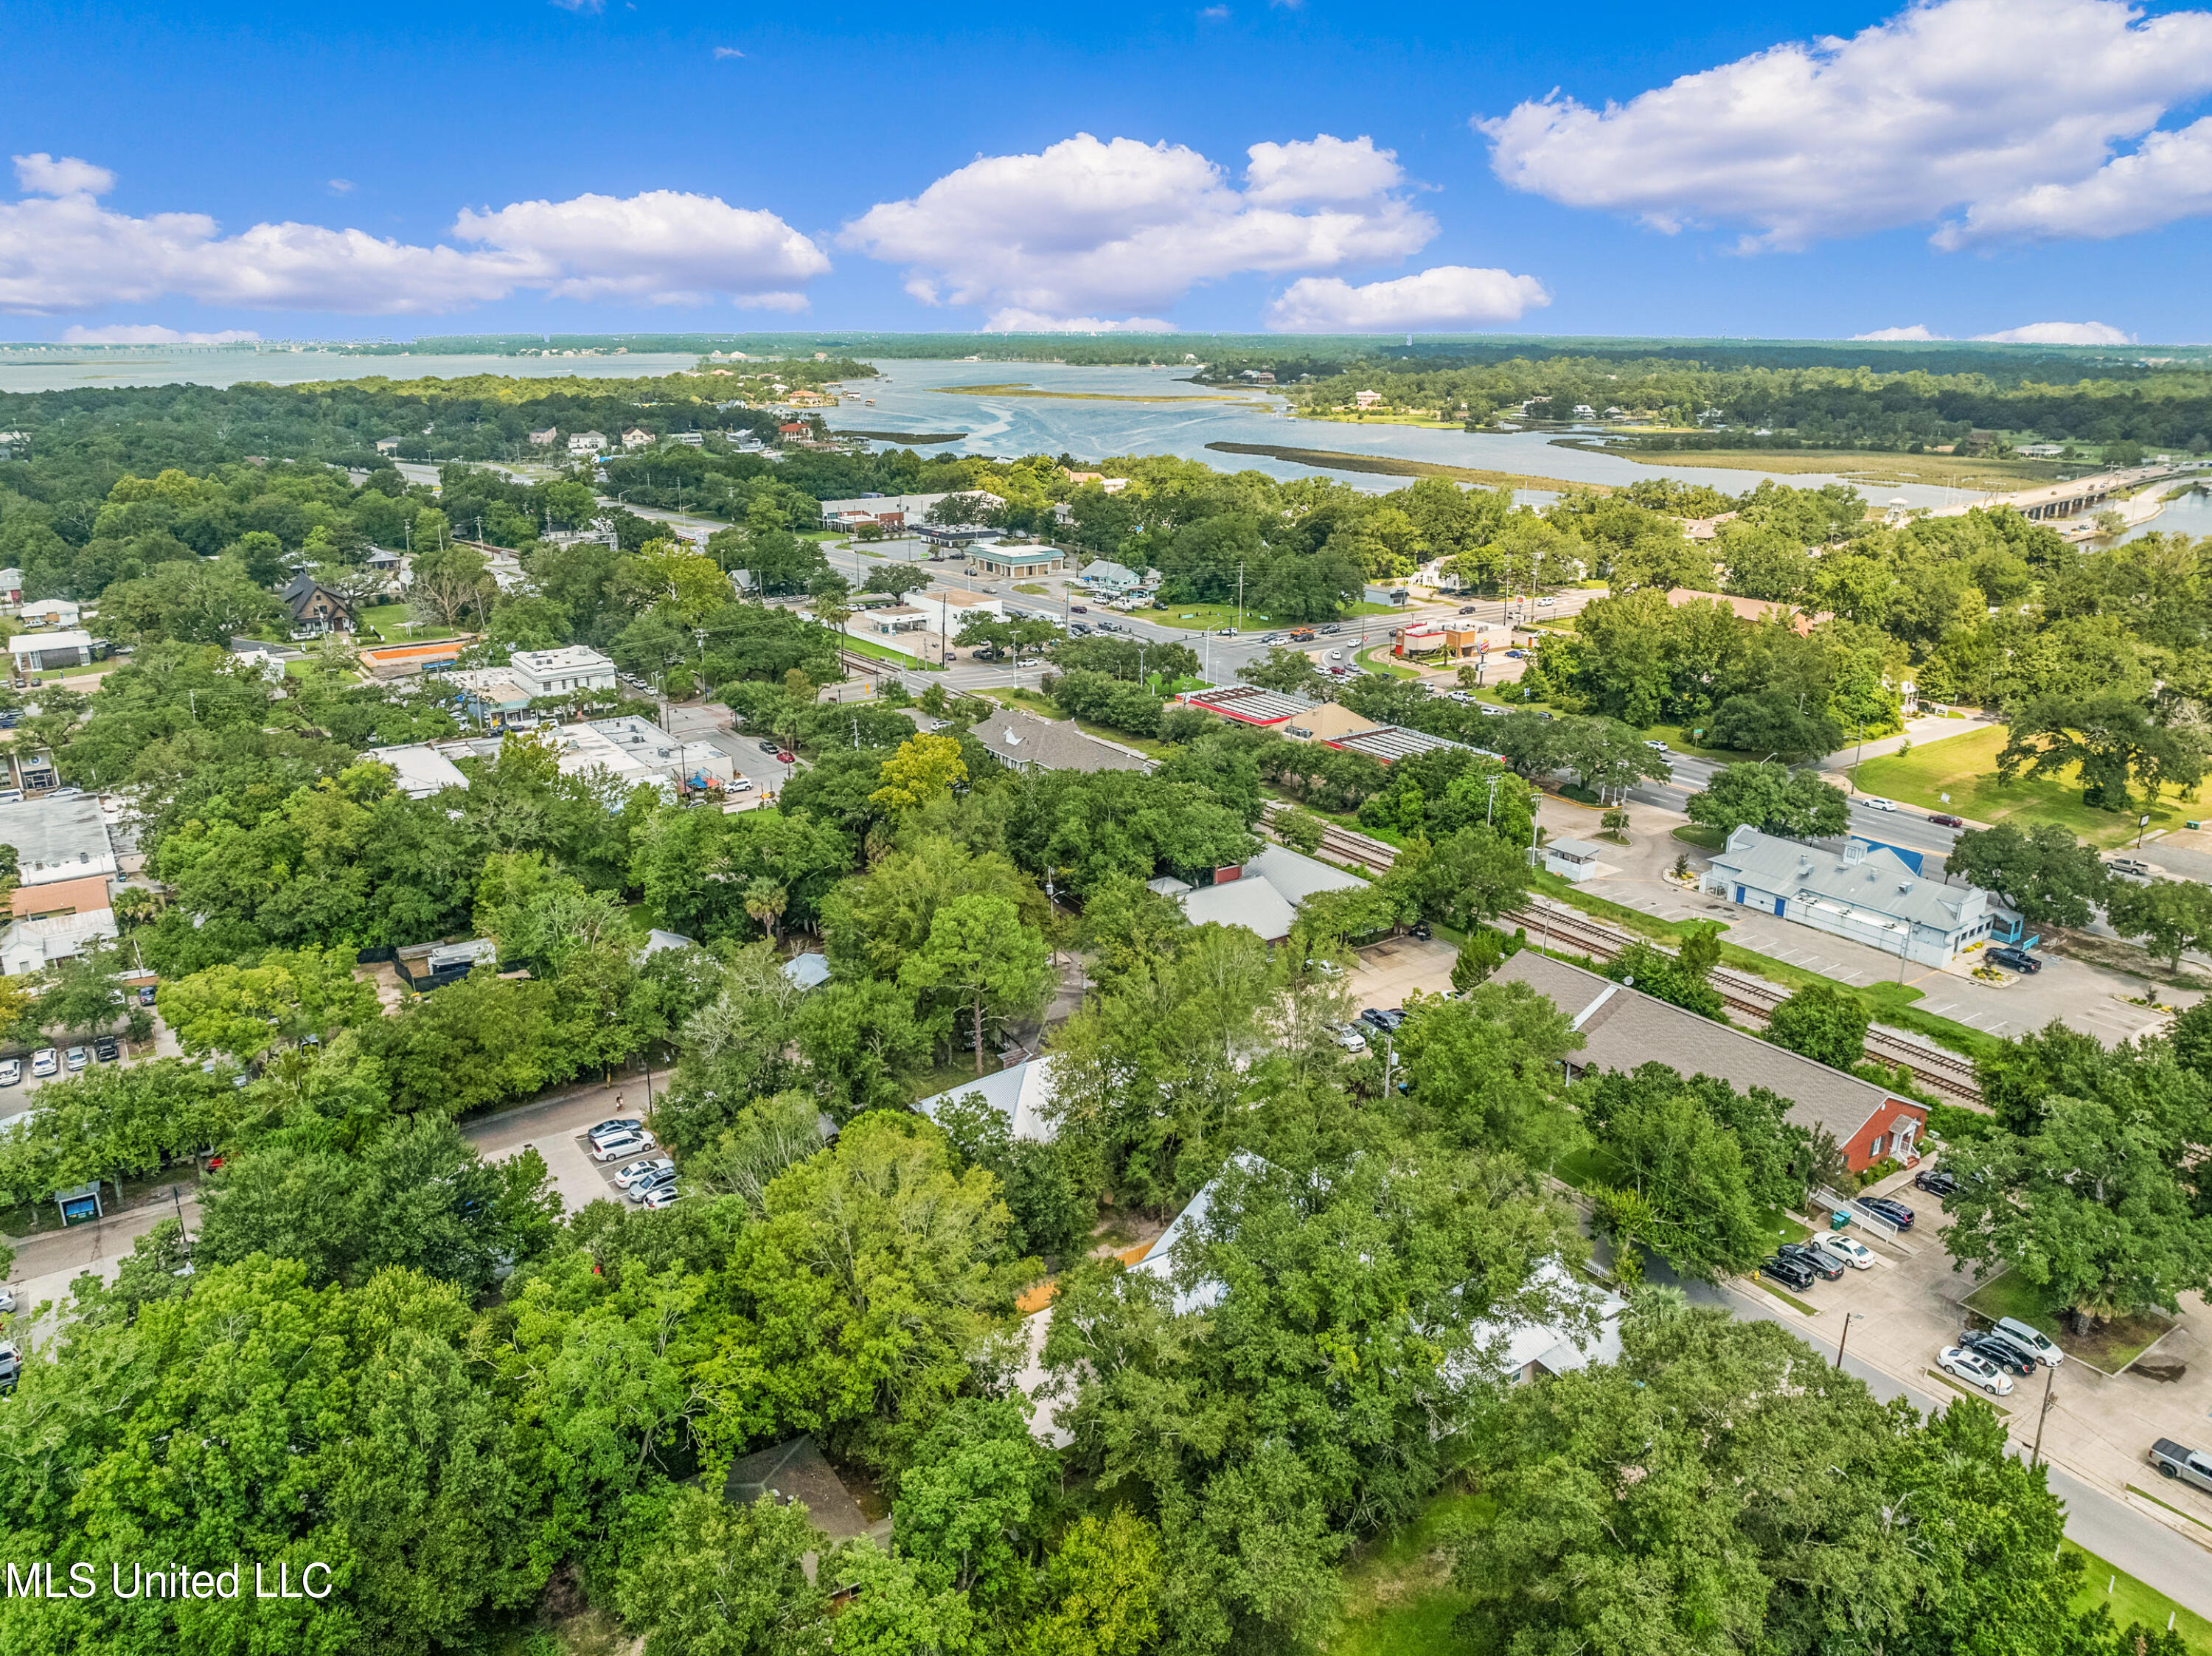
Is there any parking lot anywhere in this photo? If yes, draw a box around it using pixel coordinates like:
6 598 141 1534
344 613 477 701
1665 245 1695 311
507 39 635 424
462 1080 676 1214
1753 1164 2212 1529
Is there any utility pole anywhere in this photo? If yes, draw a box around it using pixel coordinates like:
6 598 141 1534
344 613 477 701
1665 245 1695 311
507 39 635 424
1834 1310 1862 1368
2029 1362 2057 1468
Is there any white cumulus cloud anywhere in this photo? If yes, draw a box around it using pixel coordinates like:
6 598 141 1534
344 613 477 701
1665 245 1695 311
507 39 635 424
60 324 262 344
841 132 1434 325
1266 265 1549 332
453 190 827 306
0 165 830 316
1852 324 1944 340
12 153 115 197
1973 320 2132 344
1937 115 2212 245
1477 0 2212 251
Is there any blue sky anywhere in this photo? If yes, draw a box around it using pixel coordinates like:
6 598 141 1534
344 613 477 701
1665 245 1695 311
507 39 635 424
4 0 2209 343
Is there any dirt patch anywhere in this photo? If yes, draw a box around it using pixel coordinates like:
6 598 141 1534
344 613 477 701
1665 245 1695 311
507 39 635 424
2040 928 2211 992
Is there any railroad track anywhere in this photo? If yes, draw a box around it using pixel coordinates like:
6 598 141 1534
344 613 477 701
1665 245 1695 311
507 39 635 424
1271 811 1986 1102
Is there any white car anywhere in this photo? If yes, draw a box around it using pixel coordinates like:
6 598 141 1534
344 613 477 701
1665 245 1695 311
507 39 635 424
1997 1316 2063 1367
1938 1346 2015 1396
0 1060 18 1088
1814 1232 1875 1270
1335 1025 1368 1053
1645 740 1669 753
726 776 755 794
1214 626 1239 637
29 1049 57 1079
1863 796 1898 812
615 1155 675 1191
586 1117 642 1147
639 1183 681 1210
591 1130 656 1163
63 1047 87 1073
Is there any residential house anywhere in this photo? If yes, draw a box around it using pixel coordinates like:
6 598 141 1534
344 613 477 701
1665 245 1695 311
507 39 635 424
361 742 472 799
17 598 80 631
1147 843 1368 946
527 427 559 447
8 630 98 672
1353 389 1383 408
278 573 355 636
1666 587 1830 637
967 709 1149 773
622 427 653 449
1077 558 1144 594
506 646 616 699
567 431 609 456
0 908 119 977
0 795 118 886
1495 950 1928 1172
229 638 291 684
374 437 402 456
1702 826 1994 969
914 1054 1062 1144
782 953 832 991
1466 1259 1627 1386
0 568 21 609
671 431 704 448
394 937 498 992
783 389 836 408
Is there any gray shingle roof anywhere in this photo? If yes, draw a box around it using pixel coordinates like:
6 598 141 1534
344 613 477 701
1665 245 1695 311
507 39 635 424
970 709 1147 773
1494 950 1912 1150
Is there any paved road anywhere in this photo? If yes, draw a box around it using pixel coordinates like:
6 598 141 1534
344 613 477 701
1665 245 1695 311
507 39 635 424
1634 751 1966 863
1636 1254 2212 1619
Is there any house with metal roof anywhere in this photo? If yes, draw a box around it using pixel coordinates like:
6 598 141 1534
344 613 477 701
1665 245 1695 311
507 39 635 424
1702 826 1994 968
1494 950 1927 1173
914 1054 1062 1142
1147 843 1368 944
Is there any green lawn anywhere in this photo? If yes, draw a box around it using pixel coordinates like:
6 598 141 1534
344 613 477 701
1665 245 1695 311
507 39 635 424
1851 725 2200 847
1140 599 1402 633
1355 645 1419 680
1326 1490 1486 1656
1673 824 1727 849
2067 1542 2212 1655
837 634 943 669
1963 1273 2171 1373
358 603 455 643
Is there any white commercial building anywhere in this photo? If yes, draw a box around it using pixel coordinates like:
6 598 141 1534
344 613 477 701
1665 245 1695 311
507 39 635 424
506 646 617 699
0 907 118 976
1702 826 1994 968
816 491 1006 532
0 795 116 885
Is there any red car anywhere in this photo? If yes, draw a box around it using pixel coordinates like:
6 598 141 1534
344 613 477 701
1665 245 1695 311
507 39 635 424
1930 813 1964 827
776 750 796 763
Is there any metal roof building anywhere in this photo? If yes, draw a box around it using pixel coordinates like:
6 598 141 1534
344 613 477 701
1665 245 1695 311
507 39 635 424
1703 826 1994 967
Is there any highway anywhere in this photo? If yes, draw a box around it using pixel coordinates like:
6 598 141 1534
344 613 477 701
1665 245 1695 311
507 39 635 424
1634 751 1964 864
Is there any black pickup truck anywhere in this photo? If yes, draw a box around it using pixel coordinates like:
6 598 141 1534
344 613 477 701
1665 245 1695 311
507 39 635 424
2149 1438 2212 1495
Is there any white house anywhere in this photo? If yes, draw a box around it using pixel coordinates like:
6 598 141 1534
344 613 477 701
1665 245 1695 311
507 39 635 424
506 646 616 699
568 431 609 456
1702 826 1994 968
0 907 118 977
16 598 80 631
1147 843 1368 946
622 427 653 450
8 630 97 672
914 1054 1062 1143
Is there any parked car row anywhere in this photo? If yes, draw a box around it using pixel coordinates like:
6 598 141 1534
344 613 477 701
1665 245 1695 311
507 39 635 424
586 1117 681 1207
1757 1232 1872 1290
1940 1318 2062 1395
2 1040 122 1086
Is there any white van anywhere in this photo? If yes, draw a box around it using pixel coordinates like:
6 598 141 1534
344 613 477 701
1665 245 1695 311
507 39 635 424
29 1048 58 1079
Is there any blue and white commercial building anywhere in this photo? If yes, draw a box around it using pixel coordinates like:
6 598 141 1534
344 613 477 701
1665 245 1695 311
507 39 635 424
1701 826 1994 968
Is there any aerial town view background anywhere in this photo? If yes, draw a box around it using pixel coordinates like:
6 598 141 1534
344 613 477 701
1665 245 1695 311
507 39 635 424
3 0 2212 1651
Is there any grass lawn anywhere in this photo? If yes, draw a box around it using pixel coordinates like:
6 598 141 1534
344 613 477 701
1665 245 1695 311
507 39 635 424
1355 645 1419 680
2067 1542 2212 1655
1674 824 1727 849
1138 599 1402 633
837 634 942 669
1963 1273 2172 1374
1851 725 2199 847
1325 1489 1486 1656
1551 440 2067 490
358 603 454 644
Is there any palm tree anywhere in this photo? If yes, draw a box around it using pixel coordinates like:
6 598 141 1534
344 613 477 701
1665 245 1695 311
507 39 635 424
742 879 788 943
